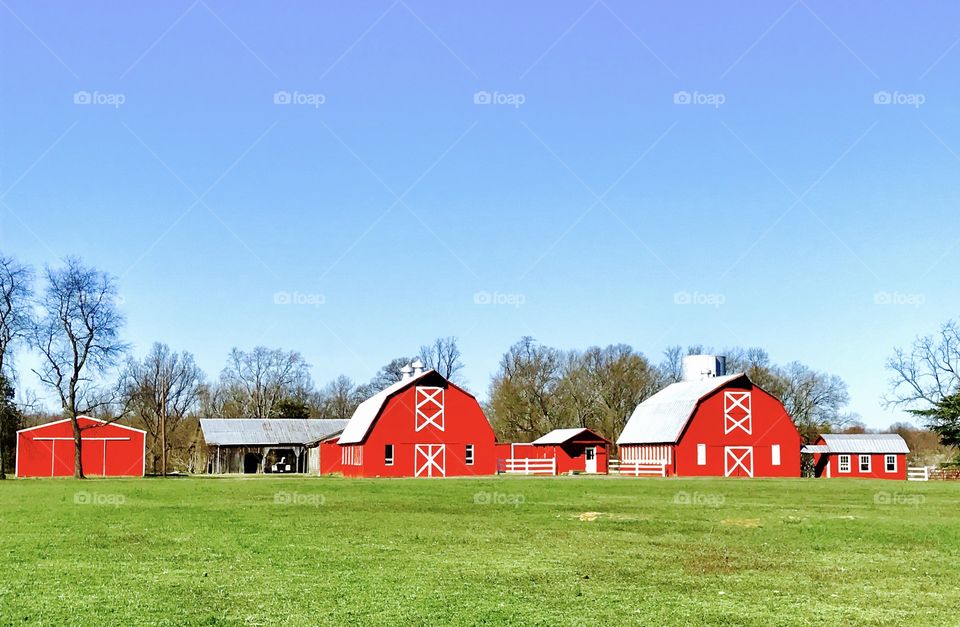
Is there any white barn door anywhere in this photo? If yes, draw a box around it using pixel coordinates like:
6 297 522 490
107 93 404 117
414 444 446 477
724 446 754 477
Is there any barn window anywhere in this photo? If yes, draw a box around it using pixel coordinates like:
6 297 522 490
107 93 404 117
465 444 475 465
885 455 896 473
771 444 781 466
385 444 394 466
859 455 871 473
838 455 850 473
696 443 706 466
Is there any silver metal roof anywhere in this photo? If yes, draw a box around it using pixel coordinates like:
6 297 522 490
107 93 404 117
801 444 830 454
531 428 608 445
199 419 350 446
818 433 909 454
617 374 745 445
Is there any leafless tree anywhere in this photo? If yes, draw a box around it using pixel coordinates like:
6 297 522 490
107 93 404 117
0 255 33 479
217 346 313 418
120 343 204 474
419 337 464 382
314 375 364 419
886 320 960 409
31 257 128 478
366 356 413 392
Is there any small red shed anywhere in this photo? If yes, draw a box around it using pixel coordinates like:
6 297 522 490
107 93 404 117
16 416 146 478
319 364 498 477
502 428 609 475
805 434 909 480
617 356 802 478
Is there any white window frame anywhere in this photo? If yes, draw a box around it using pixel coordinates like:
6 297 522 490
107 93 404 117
465 444 474 465
859 454 871 473
885 454 897 473
838 454 851 473
384 444 394 466
771 444 781 466
696 443 706 466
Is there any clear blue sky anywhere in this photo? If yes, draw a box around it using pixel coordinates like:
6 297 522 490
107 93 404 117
2 1 958 427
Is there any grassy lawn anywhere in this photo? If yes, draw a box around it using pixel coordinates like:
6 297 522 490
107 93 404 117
1 476 958 626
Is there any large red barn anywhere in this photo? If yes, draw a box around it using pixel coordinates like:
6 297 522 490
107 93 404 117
617 356 801 478
805 434 909 480
16 416 146 478
319 364 497 477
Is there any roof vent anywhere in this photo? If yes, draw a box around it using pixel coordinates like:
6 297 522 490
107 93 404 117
681 355 726 382
411 359 425 376
400 364 413 380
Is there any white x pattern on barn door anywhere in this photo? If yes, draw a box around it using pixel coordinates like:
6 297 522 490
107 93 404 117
723 391 752 435
415 386 445 432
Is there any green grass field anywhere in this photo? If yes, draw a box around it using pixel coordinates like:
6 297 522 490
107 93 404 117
1 476 958 626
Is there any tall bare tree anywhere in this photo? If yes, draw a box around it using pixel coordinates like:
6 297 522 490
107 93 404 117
0 255 33 479
216 347 313 418
419 337 464 382
886 320 960 408
31 257 127 478
314 375 364 419
120 343 204 474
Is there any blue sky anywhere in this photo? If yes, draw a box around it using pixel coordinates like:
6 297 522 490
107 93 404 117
1 1 958 426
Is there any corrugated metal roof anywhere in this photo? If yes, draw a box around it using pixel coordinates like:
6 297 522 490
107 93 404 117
338 370 437 444
801 444 830 454
819 433 909 454
199 419 349 446
531 428 609 445
617 374 745 445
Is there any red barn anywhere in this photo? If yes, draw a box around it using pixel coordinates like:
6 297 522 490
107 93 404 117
500 428 610 475
319 364 497 477
617 356 801 478
16 416 146 478
805 434 909 480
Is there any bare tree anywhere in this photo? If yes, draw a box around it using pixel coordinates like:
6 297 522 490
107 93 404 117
120 343 204 474
487 337 564 441
31 257 128 478
0 255 33 479
366 356 413 392
217 347 313 418
886 320 960 408
419 337 464 382
314 375 364 419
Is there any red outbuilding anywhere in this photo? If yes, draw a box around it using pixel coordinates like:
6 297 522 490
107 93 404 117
319 363 498 477
804 433 909 480
16 416 146 478
500 428 610 475
617 355 801 478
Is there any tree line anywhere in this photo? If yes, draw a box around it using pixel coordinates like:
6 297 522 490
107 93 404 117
1 252 957 478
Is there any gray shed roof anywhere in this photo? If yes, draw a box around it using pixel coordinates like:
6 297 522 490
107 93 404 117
617 374 746 445
199 419 349 446
817 433 909 454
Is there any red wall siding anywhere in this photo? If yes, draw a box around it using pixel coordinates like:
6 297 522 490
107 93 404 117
16 417 145 478
325 379 497 477
816 452 907 480
504 441 609 474
675 384 801 478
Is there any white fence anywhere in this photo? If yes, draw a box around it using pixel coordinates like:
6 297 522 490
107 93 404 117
907 466 929 481
500 458 556 476
611 459 667 477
